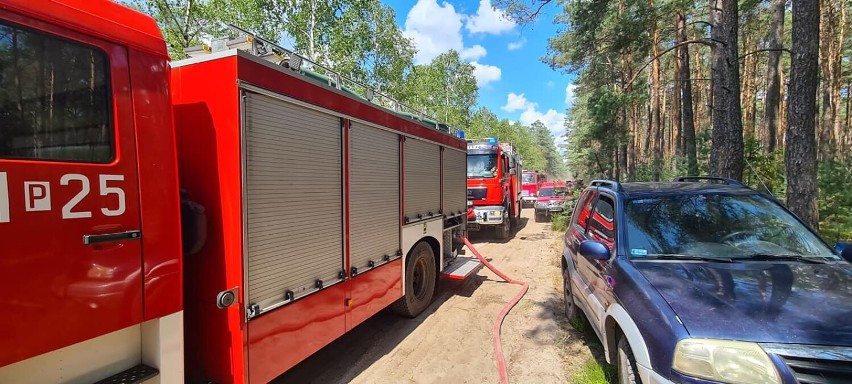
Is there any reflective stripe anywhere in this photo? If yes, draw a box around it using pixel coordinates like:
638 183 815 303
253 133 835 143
0 172 8 223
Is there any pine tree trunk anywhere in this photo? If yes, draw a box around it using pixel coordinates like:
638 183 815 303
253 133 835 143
673 14 683 158
678 11 699 175
691 25 706 135
709 0 745 180
651 2 662 181
628 101 637 181
786 0 820 230
818 0 840 159
741 20 755 139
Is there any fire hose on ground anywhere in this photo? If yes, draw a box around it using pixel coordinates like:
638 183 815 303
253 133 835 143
462 237 530 384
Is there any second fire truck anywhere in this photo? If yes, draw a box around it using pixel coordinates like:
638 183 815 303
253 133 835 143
466 138 522 239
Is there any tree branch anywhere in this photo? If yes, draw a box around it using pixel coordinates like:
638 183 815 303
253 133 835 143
738 48 791 61
623 39 714 90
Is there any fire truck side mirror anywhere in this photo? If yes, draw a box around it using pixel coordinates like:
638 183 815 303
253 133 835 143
180 189 208 256
509 169 517 175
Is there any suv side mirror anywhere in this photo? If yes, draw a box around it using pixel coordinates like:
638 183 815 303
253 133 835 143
579 240 610 260
835 242 852 262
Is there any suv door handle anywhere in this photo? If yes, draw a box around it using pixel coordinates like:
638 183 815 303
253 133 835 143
83 230 142 245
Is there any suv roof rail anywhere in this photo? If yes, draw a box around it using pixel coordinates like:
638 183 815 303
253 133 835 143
590 179 623 192
672 176 746 187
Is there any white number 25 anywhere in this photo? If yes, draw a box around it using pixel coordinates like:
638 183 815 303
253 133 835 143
61 174 126 219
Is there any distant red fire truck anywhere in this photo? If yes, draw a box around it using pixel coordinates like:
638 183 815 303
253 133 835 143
0 1 477 383
466 138 522 239
521 170 546 206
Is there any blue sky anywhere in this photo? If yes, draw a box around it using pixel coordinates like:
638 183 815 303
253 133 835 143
382 0 577 144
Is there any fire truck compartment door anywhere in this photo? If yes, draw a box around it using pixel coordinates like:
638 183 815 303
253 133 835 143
243 91 344 314
0 21 143 369
403 138 440 222
442 148 467 216
349 123 400 272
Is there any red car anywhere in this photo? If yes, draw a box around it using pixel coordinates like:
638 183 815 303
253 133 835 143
534 181 570 221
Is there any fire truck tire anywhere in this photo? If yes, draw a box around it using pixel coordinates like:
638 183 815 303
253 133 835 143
495 220 510 239
391 242 437 318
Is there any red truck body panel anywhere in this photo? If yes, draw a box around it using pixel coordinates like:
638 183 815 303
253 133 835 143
173 52 448 383
0 0 168 58
0 1 181 367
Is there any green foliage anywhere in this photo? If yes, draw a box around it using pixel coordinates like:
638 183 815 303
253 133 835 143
742 138 785 195
399 51 478 130
818 156 852 242
550 211 571 232
572 359 616 384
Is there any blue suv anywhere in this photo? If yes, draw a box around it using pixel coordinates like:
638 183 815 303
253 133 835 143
562 177 852 384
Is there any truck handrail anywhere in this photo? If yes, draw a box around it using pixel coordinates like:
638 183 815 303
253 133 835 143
216 25 459 138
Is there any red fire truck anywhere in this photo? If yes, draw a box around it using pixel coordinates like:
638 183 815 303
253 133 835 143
0 1 478 383
521 170 546 206
466 138 522 239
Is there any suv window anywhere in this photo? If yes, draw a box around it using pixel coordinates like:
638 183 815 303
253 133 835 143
571 189 597 232
587 195 615 250
0 21 113 162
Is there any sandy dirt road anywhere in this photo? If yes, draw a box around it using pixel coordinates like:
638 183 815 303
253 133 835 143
275 208 598 384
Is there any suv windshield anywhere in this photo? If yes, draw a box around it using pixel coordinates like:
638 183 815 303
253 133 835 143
467 154 497 178
522 173 535 184
624 193 838 260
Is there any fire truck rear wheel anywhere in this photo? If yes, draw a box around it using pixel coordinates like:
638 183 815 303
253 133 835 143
391 241 437 318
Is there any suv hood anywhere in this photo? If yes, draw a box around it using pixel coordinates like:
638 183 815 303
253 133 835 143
634 261 852 346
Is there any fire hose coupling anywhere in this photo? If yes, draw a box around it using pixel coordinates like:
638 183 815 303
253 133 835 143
216 288 238 309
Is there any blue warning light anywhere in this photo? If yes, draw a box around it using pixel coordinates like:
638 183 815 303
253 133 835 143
486 138 497 144
456 130 465 139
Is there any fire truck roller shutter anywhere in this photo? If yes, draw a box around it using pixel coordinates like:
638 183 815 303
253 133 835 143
403 138 441 222
442 148 466 216
244 92 343 312
349 123 400 272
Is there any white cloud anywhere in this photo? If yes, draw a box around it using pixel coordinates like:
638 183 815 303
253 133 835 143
502 92 567 141
471 62 502 87
507 37 527 51
403 0 464 64
460 45 487 61
520 108 567 136
565 83 577 107
466 0 516 35
501 92 534 112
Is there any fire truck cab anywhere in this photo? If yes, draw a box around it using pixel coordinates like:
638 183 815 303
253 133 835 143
466 138 522 239
521 170 546 206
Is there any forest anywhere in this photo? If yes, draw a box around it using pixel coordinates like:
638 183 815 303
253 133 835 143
128 0 851 241
497 0 851 241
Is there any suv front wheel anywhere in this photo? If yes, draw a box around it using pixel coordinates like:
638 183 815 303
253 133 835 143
617 335 641 384
562 264 580 322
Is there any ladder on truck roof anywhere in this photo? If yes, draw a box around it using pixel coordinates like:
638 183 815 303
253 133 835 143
185 25 460 137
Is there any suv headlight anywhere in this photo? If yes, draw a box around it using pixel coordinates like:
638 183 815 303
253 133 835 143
673 339 780 384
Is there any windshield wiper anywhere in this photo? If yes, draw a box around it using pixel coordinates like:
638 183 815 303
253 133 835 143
638 254 735 263
730 254 833 264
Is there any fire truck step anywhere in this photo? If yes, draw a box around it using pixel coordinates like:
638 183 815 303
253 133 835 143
94 364 159 384
441 256 483 280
